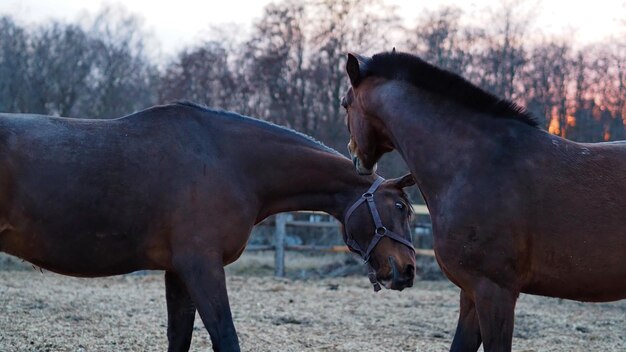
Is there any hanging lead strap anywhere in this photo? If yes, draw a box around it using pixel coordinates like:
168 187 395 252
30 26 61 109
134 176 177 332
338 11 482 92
368 265 382 292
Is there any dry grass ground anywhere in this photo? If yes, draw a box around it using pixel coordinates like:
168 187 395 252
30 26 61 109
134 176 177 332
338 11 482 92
0 253 624 351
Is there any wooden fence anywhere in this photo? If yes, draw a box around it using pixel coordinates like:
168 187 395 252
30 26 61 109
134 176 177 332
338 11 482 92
248 205 434 277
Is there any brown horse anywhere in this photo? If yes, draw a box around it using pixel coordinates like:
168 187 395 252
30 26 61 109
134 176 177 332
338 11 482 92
341 51 626 351
0 101 417 352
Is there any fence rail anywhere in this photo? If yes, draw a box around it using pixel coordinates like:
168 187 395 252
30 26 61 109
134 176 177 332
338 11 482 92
250 206 434 277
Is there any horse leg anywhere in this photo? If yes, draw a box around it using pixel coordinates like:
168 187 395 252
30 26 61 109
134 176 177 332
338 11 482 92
165 271 196 352
174 254 240 352
472 280 518 352
450 289 482 352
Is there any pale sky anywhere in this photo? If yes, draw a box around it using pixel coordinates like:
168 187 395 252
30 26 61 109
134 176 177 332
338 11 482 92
1 0 625 57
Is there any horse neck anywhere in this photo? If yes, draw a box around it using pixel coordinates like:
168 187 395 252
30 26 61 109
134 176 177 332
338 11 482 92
373 82 517 204
248 133 374 223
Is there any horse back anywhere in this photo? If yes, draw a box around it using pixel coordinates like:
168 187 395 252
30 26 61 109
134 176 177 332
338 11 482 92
0 110 229 276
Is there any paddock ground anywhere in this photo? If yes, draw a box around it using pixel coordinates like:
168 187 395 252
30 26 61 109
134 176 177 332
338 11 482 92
0 254 624 351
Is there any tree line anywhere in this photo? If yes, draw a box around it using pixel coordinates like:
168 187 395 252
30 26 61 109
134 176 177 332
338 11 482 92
1 1 625 174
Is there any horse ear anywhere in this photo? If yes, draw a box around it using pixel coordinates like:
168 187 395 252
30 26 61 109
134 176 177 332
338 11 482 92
392 47 396 54
346 53 362 86
389 173 416 189
347 53 370 87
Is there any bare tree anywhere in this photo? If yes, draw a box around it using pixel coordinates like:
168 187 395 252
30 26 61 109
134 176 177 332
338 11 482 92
407 6 480 77
307 0 400 148
27 22 95 116
0 17 30 112
241 1 308 130
478 0 537 100
85 5 158 117
159 41 238 110
523 41 573 134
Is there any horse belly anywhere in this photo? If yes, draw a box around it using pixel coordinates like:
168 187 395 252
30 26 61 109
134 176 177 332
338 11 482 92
523 237 626 302
1 225 164 277
523 275 626 302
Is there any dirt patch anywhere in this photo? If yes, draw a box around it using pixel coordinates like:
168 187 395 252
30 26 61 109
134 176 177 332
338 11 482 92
0 254 32 271
1 270 624 351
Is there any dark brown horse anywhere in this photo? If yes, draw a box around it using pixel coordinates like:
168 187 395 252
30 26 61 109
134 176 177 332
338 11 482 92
341 51 626 351
0 101 417 352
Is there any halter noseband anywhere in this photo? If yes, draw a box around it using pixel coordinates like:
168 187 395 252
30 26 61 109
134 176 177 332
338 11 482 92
343 176 415 291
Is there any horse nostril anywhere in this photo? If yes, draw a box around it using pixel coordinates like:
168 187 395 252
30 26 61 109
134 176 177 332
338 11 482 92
404 264 415 278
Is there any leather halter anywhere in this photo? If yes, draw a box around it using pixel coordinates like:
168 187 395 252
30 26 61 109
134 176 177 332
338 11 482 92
343 176 415 291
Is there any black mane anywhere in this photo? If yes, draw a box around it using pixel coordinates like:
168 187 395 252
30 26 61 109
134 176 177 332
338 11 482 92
363 51 539 127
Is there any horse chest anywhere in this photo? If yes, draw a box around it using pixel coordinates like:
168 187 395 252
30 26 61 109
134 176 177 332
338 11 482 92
433 223 520 285
434 226 484 262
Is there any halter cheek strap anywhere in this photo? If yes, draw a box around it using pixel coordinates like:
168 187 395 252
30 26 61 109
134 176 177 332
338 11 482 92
343 176 416 291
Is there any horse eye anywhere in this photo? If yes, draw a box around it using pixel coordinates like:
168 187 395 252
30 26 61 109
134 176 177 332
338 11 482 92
395 202 405 210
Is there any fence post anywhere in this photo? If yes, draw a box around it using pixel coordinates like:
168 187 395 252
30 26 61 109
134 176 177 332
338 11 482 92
274 213 287 277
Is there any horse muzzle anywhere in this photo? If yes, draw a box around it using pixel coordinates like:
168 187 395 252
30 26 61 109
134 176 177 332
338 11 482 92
386 256 415 291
